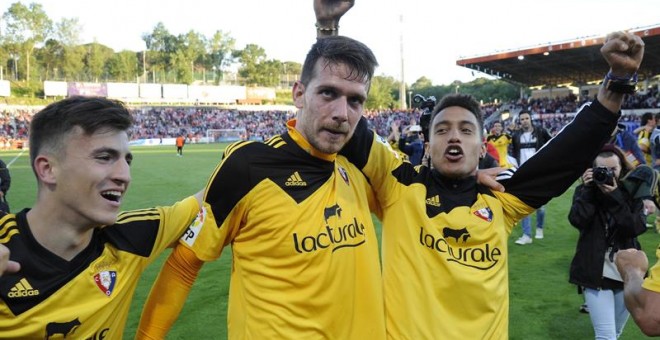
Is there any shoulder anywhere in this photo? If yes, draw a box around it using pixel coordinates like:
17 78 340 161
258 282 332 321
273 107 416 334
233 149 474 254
0 212 19 246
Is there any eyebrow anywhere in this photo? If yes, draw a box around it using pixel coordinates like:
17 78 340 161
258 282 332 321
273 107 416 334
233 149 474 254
435 120 478 127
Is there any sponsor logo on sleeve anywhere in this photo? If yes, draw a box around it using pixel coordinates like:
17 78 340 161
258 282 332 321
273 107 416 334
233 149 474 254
181 206 207 246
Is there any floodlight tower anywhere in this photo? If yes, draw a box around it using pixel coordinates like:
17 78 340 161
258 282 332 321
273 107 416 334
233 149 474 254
398 14 407 110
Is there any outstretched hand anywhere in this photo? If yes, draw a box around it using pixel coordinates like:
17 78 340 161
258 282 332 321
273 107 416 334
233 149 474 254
601 31 645 77
314 0 354 26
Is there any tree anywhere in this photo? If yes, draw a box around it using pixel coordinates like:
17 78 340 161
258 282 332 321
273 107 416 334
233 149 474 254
60 45 85 81
35 38 62 80
281 61 301 87
143 22 177 82
36 17 82 80
411 76 433 90
365 75 397 110
177 30 206 84
207 30 235 84
2 2 52 81
84 42 114 82
107 51 138 82
235 44 268 86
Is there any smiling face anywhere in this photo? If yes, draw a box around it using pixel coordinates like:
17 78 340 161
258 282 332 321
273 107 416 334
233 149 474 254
293 59 368 154
43 126 133 227
492 122 503 135
429 106 484 178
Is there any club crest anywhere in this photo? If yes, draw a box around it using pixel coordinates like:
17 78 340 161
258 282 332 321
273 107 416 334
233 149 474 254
94 271 117 297
473 207 493 222
338 166 349 185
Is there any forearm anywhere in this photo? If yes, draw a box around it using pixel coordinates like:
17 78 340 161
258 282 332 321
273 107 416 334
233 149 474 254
136 246 203 339
623 271 660 336
596 85 626 115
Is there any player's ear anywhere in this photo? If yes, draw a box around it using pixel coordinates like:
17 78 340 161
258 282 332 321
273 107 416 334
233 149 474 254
293 81 305 109
34 155 57 185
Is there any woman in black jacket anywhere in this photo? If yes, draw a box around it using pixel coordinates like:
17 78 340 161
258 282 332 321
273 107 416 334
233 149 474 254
569 144 648 339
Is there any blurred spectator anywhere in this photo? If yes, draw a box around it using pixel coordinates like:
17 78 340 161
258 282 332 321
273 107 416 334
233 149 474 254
0 158 9 213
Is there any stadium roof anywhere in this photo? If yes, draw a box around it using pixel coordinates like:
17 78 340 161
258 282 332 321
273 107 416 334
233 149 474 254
456 25 660 87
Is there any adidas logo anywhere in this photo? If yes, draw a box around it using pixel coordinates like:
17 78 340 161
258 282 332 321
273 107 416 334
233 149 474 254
285 171 307 187
8 278 39 298
426 195 441 207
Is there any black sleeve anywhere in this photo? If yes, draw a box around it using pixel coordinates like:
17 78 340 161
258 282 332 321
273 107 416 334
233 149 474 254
568 184 597 231
501 99 619 208
604 189 647 239
340 117 375 170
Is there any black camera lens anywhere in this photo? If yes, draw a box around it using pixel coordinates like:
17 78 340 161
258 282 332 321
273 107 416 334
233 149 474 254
593 167 614 185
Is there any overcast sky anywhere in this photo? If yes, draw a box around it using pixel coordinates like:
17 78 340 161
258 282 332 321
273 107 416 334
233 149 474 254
13 0 660 85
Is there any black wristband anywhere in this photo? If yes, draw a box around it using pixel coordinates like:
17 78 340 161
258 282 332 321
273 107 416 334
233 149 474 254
603 72 637 95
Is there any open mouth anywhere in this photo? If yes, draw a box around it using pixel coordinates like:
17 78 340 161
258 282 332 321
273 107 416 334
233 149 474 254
101 190 122 203
445 145 464 161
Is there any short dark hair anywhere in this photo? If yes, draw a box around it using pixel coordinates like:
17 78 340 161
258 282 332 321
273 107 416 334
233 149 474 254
641 112 654 126
300 36 378 88
29 96 133 170
430 93 484 137
518 110 531 119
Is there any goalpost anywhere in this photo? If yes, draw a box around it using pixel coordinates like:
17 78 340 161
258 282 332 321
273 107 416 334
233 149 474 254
205 128 248 143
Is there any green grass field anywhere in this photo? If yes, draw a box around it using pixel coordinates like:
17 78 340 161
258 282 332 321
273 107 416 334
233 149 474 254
4 143 656 339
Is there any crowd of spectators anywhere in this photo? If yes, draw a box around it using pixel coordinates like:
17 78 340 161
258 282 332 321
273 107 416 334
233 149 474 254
0 88 657 148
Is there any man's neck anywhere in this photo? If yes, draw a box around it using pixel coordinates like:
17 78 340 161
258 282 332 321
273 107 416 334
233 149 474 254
26 202 95 261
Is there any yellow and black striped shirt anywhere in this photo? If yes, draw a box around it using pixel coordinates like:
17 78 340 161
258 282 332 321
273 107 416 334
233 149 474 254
0 196 199 339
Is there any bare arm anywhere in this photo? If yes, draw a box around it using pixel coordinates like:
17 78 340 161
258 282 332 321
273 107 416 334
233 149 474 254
616 249 660 336
596 31 644 113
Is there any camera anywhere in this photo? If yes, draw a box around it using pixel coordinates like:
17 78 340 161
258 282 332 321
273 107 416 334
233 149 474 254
592 167 614 185
412 94 437 139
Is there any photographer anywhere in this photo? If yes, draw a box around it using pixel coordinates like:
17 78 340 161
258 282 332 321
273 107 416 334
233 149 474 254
398 124 424 166
568 144 648 339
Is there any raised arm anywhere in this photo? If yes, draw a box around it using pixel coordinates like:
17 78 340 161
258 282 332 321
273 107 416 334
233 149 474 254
597 31 645 113
314 0 354 37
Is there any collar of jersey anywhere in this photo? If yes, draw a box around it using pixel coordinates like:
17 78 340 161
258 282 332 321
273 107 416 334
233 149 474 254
431 170 477 192
286 119 336 162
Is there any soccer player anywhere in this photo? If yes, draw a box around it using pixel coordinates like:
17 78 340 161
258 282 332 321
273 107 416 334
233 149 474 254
487 120 514 168
0 96 203 339
339 31 644 338
136 7 388 339
175 134 185 156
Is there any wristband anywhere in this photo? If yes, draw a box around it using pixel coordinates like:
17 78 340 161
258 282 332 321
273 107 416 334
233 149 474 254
603 71 637 95
605 71 638 82
315 23 338 32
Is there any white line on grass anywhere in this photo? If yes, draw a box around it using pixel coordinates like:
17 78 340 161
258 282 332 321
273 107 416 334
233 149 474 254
6 149 25 168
